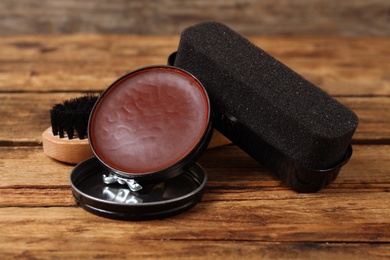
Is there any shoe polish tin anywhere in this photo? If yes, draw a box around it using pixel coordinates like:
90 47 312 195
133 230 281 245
70 66 213 220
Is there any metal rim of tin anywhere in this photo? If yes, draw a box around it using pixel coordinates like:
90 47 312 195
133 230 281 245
88 65 213 183
70 157 208 221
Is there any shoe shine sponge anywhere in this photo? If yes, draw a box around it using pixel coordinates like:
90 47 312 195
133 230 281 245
171 22 358 192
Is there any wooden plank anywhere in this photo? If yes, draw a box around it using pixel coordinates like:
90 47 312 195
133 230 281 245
0 93 388 144
0 35 388 96
1 144 389 189
0 0 389 37
1 189 389 242
0 33 388 259
1 145 389 246
0 197 389 243
259 37 390 97
339 97 390 143
0 35 177 92
0 238 388 259
0 93 96 144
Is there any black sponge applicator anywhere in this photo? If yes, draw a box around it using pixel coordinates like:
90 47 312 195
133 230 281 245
171 22 358 192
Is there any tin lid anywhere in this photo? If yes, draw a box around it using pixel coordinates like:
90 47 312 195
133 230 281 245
70 156 207 220
88 66 212 183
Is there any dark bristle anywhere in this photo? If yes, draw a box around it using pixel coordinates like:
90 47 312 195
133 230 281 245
50 107 59 136
65 111 75 139
49 95 99 139
58 111 66 138
73 111 89 140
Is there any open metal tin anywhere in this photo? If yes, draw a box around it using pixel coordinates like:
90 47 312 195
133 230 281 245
70 65 212 220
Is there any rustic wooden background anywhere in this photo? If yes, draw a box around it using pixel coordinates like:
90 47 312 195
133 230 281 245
1 0 390 259
1 35 389 259
0 0 389 36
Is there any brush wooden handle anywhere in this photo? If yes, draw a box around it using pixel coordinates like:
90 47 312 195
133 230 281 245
42 127 231 165
42 127 94 164
208 130 231 149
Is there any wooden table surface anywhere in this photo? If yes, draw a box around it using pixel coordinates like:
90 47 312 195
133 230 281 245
0 35 389 259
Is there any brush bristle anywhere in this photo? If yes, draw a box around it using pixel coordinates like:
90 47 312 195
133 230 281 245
50 95 98 139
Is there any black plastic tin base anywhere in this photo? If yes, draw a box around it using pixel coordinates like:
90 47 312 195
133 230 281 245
70 157 207 221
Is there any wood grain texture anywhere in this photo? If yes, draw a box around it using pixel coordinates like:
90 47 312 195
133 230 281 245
41 127 94 164
0 35 389 259
0 236 388 259
1 144 389 188
0 145 390 258
1 93 389 144
0 35 388 96
0 0 389 36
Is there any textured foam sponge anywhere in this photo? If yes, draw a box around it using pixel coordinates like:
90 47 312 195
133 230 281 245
173 22 358 192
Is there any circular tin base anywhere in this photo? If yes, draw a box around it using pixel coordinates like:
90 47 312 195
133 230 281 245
70 157 207 221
